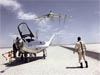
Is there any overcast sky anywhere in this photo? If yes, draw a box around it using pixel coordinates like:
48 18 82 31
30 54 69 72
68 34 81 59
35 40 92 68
0 0 100 47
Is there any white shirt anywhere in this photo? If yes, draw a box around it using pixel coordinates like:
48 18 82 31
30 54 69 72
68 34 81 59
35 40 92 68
75 41 86 52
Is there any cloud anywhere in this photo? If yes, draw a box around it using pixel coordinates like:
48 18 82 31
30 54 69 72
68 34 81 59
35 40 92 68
18 10 37 20
37 24 51 32
0 0 37 20
0 0 50 29
38 18 49 25
35 18 51 32
0 0 21 10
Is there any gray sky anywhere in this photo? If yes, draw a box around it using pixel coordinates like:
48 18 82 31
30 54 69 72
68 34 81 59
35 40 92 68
0 0 100 47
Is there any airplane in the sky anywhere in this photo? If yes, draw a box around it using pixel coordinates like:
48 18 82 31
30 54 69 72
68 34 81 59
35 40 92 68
17 22 55 59
33 11 72 24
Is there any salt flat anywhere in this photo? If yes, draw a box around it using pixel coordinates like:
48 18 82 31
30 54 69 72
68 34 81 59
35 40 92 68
0 44 100 75
64 44 100 53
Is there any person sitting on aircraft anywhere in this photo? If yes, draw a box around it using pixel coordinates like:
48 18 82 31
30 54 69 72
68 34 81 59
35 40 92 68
46 11 53 17
25 36 35 43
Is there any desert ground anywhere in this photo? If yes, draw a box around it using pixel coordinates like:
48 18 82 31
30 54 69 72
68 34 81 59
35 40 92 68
0 44 100 75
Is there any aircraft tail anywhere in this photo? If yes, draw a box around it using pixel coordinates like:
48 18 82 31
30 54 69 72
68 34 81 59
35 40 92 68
46 34 55 46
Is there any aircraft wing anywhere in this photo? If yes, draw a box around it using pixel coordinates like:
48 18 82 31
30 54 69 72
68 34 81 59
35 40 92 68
33 15 47 20
33 13 65 20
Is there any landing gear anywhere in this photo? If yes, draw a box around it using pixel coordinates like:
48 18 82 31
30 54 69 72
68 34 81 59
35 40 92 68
24 52 28 63
43 49 47 59
33 53 36 57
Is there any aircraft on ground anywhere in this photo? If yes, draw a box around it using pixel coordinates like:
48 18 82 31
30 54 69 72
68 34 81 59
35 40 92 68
17 22 55 59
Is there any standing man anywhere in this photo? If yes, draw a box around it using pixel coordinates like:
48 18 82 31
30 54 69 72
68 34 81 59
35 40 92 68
74 37 88 68
13 37 21 58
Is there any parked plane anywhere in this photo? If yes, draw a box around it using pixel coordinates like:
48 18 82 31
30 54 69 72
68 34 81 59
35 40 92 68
17 22 55 59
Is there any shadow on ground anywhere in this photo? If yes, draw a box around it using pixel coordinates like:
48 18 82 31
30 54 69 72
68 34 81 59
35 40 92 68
0 56 44 73
60 46 100 61
3 56 43 67
66 66 82 69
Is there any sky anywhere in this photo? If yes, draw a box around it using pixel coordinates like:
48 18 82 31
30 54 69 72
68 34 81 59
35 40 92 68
0 0 100 47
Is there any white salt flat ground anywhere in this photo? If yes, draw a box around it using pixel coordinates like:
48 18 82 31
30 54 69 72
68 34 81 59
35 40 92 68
0 44 100 75
65 44 100 53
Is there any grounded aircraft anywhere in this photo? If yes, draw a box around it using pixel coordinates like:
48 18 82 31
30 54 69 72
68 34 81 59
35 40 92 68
17 22 55 59
34 11 72 24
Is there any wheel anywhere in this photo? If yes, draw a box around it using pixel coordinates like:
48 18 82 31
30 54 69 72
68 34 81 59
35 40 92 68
43 49 47 59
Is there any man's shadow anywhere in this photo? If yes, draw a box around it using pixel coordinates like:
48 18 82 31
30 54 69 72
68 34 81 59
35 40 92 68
66 66 82 69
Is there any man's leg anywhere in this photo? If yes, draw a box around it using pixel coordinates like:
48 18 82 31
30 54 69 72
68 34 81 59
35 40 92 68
78 53 83 68
13 43 17 58
85 61 88 68
82 52 88 68
13 50 17 58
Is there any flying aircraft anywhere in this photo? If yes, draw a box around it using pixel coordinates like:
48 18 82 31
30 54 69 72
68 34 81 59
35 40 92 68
33 11 72 24
17 22 55 59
